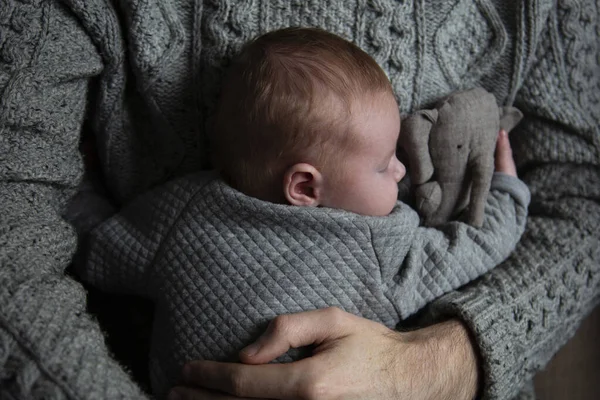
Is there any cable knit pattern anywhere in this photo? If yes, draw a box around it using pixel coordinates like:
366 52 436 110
509 1 600 169
0 0 41 92
557 0 600 128
2 0 599 399
434 0 506 88
356 0 417 111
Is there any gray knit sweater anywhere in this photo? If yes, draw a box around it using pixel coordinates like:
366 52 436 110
80 171 529 397
1 1 599 399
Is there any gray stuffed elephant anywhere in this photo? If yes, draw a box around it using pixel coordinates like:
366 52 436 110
400 87 523 227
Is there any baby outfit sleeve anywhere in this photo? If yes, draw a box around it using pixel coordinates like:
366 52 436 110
378 173 530 319
77 176 207 298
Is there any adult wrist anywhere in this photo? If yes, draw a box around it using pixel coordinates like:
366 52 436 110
442 319 481 400
400 319 480 400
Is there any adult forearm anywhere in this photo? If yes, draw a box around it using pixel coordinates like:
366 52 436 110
0 0 147 398
0 272 149 399
0 185 150 399
431 190 600 399
434 0 600 394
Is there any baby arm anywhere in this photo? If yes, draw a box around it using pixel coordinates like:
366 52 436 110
382 132 530 318
77 175 208 298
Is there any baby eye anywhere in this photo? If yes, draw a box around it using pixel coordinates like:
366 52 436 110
378 158 392 172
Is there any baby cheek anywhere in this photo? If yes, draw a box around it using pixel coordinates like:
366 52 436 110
385 174 400 209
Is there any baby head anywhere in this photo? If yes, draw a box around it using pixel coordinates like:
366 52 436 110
212 27 406 216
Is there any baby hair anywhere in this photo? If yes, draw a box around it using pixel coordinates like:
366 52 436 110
211 27 393 201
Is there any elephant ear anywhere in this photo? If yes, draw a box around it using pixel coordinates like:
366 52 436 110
400 109 438 185
418 109 439 124
499 106 524 132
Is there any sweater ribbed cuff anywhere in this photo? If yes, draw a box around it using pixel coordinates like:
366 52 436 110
429 205 600 399
430 288 520 399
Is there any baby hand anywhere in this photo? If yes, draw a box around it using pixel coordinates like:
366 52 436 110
495 130 517 177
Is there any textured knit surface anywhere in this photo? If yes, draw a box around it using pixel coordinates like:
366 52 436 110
81 172 529 396
1 0 599 399
0 1 147 399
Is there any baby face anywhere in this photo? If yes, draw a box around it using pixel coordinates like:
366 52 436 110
320 92 406 216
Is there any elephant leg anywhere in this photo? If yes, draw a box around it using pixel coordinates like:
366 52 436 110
415 181 442 223
467 156 494 228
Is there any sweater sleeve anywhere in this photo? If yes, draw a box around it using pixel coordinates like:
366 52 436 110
428 5 600 399
380 174 530 319
0 1 148 399
78 175 208 298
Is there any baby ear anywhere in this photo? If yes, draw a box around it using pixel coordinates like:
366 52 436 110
283 163 323 207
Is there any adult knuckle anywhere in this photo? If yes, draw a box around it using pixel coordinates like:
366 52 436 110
270 314 291 335
324 306 347 325
227 369 248 397
300 377 331 400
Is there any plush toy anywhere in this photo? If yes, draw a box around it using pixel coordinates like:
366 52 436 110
399 87 523 228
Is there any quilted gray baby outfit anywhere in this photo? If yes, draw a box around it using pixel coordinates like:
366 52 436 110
81 170 529 397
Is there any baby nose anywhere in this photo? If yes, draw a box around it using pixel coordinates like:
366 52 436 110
393 157 406 183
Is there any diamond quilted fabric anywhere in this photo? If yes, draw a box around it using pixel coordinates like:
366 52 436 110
80 170 530 397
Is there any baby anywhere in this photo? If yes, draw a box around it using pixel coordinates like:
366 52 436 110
211 27 405 217
79 27 530 398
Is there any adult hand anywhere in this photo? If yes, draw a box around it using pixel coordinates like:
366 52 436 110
168 307 479 400
495 129 517 177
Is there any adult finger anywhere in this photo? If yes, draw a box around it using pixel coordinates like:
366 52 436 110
168 386 263 400
494 129 517 176
181 360 307 399
238 307 349 364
